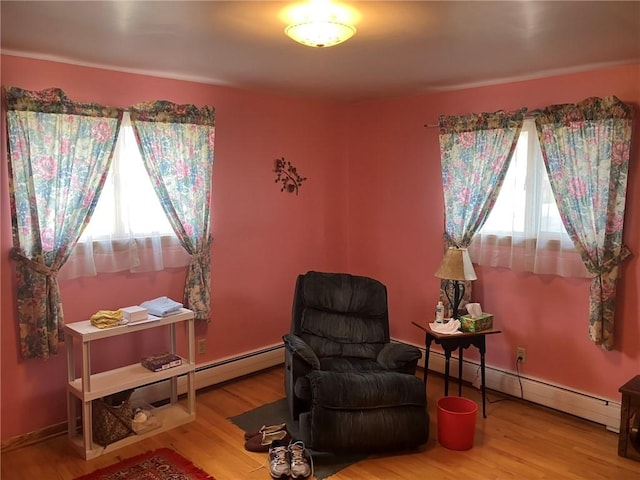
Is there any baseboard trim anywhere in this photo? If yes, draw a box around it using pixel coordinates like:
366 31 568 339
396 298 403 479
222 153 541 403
415 345 621 432
2 340 620 453
1 421 67 453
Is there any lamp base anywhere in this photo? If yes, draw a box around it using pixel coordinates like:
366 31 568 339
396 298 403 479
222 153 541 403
443 280 466 320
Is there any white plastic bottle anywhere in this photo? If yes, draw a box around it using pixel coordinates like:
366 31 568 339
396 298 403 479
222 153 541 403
435 301 445 323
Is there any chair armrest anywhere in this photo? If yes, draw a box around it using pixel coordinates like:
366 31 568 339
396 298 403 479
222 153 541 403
283 334 320 369
377 343 422 373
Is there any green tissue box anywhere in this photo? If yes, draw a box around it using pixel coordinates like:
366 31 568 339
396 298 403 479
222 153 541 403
460 313 493 332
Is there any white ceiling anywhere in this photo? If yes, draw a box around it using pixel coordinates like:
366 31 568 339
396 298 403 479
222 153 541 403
2 1 639 103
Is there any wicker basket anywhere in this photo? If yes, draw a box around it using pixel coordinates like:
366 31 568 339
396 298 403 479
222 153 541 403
92 389 135 446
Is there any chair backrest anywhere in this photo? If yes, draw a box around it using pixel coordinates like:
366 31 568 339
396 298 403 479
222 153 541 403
291 271 390 360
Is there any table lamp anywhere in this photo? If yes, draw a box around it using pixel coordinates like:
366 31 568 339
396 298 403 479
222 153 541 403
434 246 477 319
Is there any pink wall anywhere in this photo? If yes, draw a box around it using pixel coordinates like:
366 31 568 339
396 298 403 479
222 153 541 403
1 55 639 443
345 64 640 400
0 55 349 441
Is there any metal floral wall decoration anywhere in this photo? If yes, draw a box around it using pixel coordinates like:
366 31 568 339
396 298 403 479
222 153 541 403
273 157 307 195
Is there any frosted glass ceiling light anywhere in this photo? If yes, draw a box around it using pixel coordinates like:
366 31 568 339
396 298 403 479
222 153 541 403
285 1 356 48
285 20 355 48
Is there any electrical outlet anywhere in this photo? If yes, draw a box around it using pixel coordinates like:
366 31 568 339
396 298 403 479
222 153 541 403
198 339 206 355
516 347 526 363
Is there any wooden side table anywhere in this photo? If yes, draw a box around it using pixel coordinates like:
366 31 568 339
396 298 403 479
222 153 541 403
618 375 640 461
412 321 501 418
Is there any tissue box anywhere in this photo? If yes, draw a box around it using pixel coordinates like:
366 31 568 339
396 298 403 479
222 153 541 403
121 306 148 322
460 313 493 332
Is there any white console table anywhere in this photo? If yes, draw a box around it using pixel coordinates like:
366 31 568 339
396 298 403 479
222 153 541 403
64 308 196 459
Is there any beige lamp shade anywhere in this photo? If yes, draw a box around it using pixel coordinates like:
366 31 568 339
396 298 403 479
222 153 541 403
434 247 477 281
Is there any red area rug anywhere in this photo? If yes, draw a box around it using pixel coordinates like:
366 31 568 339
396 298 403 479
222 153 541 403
74 448 215 480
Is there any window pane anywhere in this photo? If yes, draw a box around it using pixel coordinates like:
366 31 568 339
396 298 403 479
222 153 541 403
479 119 567 237
538 163 567 234
480 128 528 233
80 113 174 240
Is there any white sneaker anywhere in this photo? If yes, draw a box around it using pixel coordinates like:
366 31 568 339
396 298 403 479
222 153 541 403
289 440 312 479
268 441 290 479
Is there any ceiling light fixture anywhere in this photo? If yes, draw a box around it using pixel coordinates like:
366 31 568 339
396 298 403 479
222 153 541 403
285 0 356 48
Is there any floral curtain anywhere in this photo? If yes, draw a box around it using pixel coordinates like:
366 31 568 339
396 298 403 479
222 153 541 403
5 87 122 359
130 101 215 321
533 96 633 350
438 109 526 311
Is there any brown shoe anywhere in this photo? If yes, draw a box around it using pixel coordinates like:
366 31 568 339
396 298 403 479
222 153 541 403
244 423 287 440
244 429 291 452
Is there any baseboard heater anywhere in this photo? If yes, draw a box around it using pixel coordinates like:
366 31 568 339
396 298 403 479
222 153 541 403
414 346 621 433
133 344 285 406
137 340 620 433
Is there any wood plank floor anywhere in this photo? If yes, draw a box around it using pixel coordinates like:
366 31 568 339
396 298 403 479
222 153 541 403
2 366 640 479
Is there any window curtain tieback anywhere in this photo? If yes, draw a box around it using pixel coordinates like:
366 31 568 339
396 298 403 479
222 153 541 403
588 245 632 277
443 233 465 249
10 248 59 278
191 236 213 261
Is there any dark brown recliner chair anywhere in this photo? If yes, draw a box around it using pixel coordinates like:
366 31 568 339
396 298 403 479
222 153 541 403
282 271 429 453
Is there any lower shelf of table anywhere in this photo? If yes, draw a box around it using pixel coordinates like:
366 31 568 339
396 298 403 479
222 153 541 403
69 402 195 460
68 361 195 402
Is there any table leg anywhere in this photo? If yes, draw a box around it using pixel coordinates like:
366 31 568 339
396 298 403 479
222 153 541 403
83 400 93 452
424 334 432 388
480 339 487 418
444 349 451 396
458 346 463 396
619 394 630 456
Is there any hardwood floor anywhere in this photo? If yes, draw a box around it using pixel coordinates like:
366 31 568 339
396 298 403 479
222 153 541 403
2 366 639 479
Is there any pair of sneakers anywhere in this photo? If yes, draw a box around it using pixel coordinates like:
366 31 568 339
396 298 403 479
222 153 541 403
268 439 313 479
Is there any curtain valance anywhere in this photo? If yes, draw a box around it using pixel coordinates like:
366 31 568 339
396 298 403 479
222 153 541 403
130 100 215 126
5 87 121 117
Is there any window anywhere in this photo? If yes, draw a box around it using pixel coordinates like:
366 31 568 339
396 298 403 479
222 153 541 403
479 119 566 237
79 112 174 239
470 119 588 277
60 113 190 279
